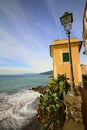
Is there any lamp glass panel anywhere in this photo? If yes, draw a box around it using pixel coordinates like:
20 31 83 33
61 15 71 25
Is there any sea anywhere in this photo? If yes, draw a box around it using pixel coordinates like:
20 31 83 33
0 74 51 130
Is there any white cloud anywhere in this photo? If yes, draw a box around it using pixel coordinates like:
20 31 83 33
0 61 53 74
0 29 52 74
45 0 59 29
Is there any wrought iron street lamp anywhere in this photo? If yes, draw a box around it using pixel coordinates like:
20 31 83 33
60 12 76 94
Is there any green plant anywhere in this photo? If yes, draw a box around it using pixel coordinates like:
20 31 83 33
36 74 70 130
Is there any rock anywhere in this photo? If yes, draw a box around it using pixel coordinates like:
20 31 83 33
32 86 47 94
65 92 82 123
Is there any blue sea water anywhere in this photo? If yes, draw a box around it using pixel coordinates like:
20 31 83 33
0 74 51 129
0 74 50 94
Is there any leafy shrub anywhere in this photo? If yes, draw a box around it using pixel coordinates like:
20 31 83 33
36 74 70 130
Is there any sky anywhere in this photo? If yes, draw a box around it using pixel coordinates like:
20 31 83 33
0 0 87 75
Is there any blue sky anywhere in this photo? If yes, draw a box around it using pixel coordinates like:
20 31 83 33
0 0 87 74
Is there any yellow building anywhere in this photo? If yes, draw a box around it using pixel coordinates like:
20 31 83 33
83 1 87 55
81 64 87 75
50 38 82 86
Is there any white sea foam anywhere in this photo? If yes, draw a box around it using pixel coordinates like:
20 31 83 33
0 90 40 130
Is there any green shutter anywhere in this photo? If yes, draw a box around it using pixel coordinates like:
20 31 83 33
62 53 69 62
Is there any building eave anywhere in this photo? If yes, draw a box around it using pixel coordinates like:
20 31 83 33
50 41 82 57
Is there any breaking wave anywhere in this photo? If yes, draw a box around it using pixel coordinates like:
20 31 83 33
0 90 40 130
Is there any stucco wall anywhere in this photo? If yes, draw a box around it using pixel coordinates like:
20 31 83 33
50 38 82 86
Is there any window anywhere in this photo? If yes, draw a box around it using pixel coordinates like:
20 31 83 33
62 52 69 62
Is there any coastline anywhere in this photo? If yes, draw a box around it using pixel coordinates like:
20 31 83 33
24 87 84 130
0 89 40 130
0 86 84 130
21 86 46 130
